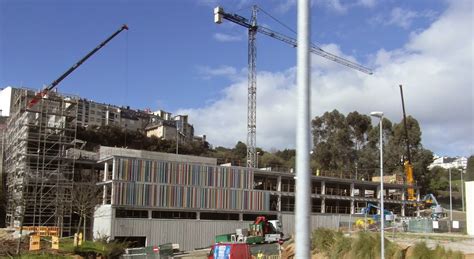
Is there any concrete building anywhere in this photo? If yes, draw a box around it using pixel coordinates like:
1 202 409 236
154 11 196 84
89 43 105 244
429 155 468 170
93 146 419 250
466 181 474 236
0 86 199 235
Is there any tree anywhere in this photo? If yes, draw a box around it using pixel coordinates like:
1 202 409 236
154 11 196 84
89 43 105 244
467 156 474 181
312 110 354 171
72 171 103 239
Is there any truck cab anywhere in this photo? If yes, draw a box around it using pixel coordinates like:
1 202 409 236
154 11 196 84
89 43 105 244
208 243 251 259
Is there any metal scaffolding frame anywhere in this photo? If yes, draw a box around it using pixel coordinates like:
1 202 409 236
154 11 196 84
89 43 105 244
4 88 77 236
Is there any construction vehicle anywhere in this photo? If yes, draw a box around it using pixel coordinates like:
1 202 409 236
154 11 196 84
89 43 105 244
27 24 129 108
214 216 282 244
421 193 445 220
355 203 394 229
399 85 416 202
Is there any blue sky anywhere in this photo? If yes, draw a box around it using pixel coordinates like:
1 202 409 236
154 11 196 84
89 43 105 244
1 0 472 157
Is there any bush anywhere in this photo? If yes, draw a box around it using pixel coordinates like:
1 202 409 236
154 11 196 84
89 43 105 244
311 228 340 254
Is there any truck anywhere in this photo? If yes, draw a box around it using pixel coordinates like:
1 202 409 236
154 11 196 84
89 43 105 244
208 243 251 259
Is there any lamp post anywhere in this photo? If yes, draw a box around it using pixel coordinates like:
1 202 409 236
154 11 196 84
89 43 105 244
461 168 465 212
449 167 453 221
370 111 384 259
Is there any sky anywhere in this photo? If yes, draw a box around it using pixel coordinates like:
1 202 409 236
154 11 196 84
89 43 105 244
0 0 472 157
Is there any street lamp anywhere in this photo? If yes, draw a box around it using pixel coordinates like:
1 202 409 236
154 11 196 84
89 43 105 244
370 111 384 259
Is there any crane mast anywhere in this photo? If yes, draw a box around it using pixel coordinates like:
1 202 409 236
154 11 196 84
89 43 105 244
214 6 372 168
28 24 129 108
399 84 415 201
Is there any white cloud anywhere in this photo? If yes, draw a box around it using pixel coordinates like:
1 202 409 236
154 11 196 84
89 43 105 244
180 0 473 156
370 7 440 29
213 32 243 42
197 65 239 80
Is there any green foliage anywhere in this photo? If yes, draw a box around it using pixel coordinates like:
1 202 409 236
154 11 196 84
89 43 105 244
328 233 352 259
311 110 434 192
76 125 211 156
351 232 378 259
467 156 474 181
311 228 339 253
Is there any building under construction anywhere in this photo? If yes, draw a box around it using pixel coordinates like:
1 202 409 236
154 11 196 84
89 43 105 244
4 88 78 235
93 146 420 250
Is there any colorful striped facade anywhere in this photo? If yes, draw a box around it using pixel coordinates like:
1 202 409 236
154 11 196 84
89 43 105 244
108 157 270 212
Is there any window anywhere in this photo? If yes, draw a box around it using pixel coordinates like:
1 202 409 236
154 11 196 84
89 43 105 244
200 212 239 221
115 209 148 218
152 211 196 219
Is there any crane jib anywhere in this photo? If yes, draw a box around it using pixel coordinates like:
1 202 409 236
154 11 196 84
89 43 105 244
220 8 372 75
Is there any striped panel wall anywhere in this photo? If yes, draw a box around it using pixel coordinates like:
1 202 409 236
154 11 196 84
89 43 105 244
113 158 270 211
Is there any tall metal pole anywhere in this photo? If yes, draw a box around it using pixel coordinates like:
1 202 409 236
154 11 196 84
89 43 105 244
246 6 258 168
379 116 384 259
371 111 384 259
296 0 311 258
176 122 179 154
461 168 465 212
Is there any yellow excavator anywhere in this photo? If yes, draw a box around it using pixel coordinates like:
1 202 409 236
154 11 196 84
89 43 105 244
399 85 416 202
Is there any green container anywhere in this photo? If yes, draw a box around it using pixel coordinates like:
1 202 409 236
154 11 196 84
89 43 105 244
246 235 264 244
215 233 233 243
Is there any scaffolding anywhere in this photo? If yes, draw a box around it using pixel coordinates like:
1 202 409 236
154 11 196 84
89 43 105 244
4 88 77 236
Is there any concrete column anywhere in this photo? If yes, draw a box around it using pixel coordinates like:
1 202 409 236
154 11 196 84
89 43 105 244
350 183 355 197
321 181 326 195
196 212 200 220
239 213 243 221
277 176 282 212
350 199 355 214
416 188 421 217
321 198 326 213
401 188 406 217
148 210 152 219
111 158 117 205
104 162 109 181
112 158 117 180
103 162 109 204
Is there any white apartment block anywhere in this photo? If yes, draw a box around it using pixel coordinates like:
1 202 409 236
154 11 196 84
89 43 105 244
429 155 468 170
0 86 197 143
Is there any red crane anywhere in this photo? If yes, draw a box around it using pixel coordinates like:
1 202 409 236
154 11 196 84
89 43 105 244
27 24 129 108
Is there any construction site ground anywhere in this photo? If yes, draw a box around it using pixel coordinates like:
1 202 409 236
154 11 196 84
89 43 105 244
176 232 474 259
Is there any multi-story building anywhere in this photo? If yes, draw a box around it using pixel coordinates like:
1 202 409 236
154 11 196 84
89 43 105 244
0 86 199 235
93 146 420 250
429 155 468 170
1 87 197 142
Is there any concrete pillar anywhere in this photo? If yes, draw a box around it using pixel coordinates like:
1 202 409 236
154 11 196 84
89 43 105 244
416 188 421 217
103 162 109 204
321 198 326 213
350 183 355 197
321 181 326 195
239 213 243 221
401 188 406 217
277 176 282 212
148 210 152 219
111 158 116 205
112 158 117 180
350 199 355 214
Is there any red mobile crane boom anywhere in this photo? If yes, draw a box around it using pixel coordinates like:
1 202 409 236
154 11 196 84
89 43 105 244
27 24 129 108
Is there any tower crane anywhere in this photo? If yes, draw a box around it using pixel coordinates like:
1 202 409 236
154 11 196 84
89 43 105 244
27 24 129 108
399 85 416 201
214 6 373 168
